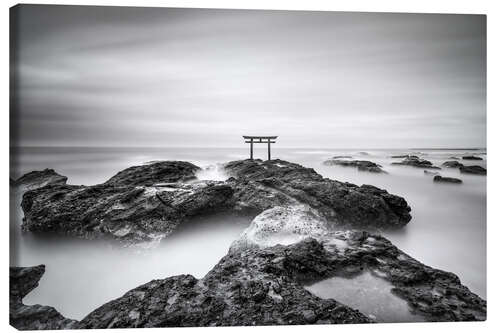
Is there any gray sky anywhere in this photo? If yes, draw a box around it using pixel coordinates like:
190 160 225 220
11 5 486 148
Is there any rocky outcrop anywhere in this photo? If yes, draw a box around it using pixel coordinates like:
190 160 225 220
225 159 411 229
323 159 386 174
78 229 486 328
11 169 67 191
391 156 441 169
459 165 487 175
104 161 200 186
462 156 483 161
442 161 464 168
10 265 77 330
19 159 412 244
21 178 234 244
433 176 462 184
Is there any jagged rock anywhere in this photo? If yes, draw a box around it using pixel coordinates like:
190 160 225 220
442 161 464 168
20 159 412 244
433 176 462 184
225 159 410 228
424 170 440 176
10 265 77 330
323 159 387 174
462 156 483 161
391 156 441 169
459 165 487 175
21 181 234 243
78 232 485 328
11 169 67 191
104 161 201 186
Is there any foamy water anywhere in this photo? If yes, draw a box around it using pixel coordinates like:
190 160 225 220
10 147 486 319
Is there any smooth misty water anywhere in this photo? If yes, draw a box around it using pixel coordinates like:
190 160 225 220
10 147 486 320
305 271 427 322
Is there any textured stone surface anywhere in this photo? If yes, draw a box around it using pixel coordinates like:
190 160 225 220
11 169 68 191
391 156 441 169
459 165 486 175
10 265 77 330
323 159 387 173
433 176 462 184
225 159 411 229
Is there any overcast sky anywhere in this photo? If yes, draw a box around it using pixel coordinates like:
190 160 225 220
11 5 486 148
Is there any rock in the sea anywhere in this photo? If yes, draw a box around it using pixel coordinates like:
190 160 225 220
442 161 464 168
225 159 411 229
21 180 234 243
105 161 201 186
323 159 387 174
331 155 352 159
78 231 486 328
423 170 440 176
462 156 483 161
10 265 77 330
20 159 412 244
459 165 487 175
433 176 462 184
391 156 441 169
391 155 418 159
11 169 67 191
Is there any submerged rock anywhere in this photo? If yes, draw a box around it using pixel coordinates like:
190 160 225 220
442 161 464 168
462 156 483 161
323 159 387 174
10 265 77 330
423 170 440 176
331 155 352 159
225 159 411 229
391 156 441 169
11 169 67 191
433 176 462 184
459 165 487 175
391 155 418 159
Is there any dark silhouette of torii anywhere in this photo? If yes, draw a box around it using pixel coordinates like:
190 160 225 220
243 136 278 160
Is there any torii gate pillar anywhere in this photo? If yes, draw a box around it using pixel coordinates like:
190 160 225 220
243 136 278 161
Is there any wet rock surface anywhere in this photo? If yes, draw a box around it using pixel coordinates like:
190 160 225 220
104 161 200 186
19 159 412 243
21 164 234 243
462 156 483 161
10 265 77 330
391 156 441 169
442 161 464 168
433 176 462 184
225 159 411 229
459 165 487 175
323 159 387 173
11 169 68 191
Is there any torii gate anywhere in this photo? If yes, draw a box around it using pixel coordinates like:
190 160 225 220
243 135 278 160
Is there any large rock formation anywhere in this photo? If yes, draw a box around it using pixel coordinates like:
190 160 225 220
323 159 387 174
21 162 234 244
19 159 412 244
77 228 486 328
10 265 77 330
225 159 411 229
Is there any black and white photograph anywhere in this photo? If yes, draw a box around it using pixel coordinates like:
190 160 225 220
8 3 488 330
